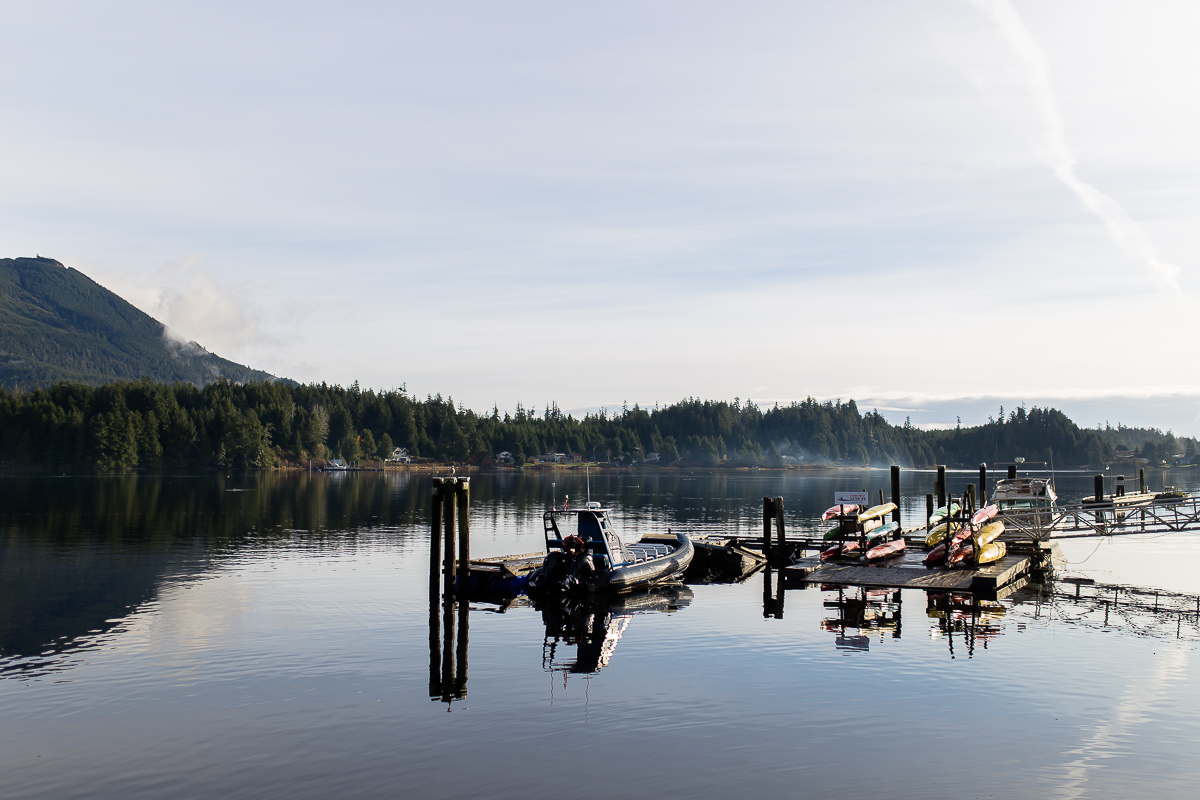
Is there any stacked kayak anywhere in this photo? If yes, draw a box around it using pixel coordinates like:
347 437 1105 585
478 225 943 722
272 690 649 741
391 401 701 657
818 505 905 563
924 519 1007 567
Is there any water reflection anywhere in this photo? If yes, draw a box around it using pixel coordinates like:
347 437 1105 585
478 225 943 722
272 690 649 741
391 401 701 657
538 586 693 675
820 587 903 651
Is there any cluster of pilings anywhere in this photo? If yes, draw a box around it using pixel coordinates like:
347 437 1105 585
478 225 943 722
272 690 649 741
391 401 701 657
429 477 470 706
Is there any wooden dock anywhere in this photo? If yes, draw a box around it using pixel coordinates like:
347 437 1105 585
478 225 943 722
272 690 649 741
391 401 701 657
785 549 1033 596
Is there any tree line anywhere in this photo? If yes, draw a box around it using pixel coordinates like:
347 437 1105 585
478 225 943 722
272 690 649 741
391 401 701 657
0 379 1187 470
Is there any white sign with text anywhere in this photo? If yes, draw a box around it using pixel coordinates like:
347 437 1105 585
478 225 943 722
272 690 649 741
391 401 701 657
834 491 869 505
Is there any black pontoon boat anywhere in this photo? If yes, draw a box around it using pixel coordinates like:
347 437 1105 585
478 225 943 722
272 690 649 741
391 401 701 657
528 502 693 595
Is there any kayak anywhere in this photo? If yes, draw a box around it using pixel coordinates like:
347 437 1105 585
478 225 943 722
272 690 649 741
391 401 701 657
924 542 947 566
866 538 906 560
973 520 1004 547
971 504 999 526
948 540 1007 566
928 502 961 526
862 517 882 535
978 541 1006 564
821 528 895 560
925 524 966 549
859 502 897 522
822 524 842 541
821 504 859 521
871 521 900 539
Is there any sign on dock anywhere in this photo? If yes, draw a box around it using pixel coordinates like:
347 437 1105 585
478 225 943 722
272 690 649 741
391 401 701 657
834 491 869 505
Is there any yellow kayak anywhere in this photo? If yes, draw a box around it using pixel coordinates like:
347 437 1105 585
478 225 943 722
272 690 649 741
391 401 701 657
858 502 897 523
924 521 951 548
925 523 966 549
973 521 1004 548
977 541 1006 564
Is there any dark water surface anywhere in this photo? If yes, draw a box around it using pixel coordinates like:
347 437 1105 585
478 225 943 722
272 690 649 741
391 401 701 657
2 469 1200 799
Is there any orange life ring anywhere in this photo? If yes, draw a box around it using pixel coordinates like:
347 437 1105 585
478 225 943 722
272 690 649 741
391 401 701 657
562 535 586 556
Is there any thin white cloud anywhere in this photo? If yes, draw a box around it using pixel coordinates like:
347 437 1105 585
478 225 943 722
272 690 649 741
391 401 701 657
969 0 1187 298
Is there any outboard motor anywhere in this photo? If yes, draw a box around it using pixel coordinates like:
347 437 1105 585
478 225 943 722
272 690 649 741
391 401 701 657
528 535 595 595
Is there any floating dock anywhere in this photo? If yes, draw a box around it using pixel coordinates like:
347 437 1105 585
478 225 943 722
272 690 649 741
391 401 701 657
786 549 1033 596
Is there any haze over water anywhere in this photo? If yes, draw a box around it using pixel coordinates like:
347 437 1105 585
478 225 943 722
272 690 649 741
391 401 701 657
2 470 1199 799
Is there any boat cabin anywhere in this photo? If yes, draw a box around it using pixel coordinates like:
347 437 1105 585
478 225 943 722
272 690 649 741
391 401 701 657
542 506 672 569
991 477 1056 512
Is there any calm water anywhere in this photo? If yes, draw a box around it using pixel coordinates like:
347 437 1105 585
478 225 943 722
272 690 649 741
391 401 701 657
3 469 1200 799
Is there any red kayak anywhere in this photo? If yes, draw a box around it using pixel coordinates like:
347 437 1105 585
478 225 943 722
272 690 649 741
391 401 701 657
948 542 973 566
924 542 946 566
971 504 998 526
821 504 859 521
866 538 906 560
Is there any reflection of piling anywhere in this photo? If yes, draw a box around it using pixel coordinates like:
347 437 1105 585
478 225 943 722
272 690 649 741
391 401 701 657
890 466 901 525
762 566 785 619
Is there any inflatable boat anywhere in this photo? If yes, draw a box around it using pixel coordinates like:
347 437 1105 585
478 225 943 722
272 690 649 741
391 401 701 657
528 502 693 595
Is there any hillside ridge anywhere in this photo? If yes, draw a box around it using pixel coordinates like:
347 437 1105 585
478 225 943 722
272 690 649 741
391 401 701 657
0 256 285 389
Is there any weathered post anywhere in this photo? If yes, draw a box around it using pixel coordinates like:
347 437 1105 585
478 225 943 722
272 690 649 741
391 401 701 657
1007 464 1017 480
890 466 902 525
925 493 934 531
456 478 471 594
1094 474 1104 503
443 478 457 599
979 464 987 506
878 489 885 507
762 497 774 558
1139 468 1146 494
937 465 946 508
966 484 976 517
430 479 444 602
773 496 786 563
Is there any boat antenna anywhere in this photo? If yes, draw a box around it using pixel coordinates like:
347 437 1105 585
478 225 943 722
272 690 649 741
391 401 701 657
586 464 591 504
1048 448 1056 493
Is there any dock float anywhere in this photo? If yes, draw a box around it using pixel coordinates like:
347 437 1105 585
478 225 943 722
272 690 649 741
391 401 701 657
785 549 1033 597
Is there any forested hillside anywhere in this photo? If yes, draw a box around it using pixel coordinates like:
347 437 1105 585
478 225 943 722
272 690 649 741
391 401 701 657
1 379 1172 470
0 257 283 388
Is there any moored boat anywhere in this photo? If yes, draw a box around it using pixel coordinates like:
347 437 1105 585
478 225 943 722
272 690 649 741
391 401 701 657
528 503 693 595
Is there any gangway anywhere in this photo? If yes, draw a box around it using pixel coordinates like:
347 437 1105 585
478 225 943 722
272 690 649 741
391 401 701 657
1001 494 1200 540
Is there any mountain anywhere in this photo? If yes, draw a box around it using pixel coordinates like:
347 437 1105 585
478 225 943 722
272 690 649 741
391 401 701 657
0 256 286 389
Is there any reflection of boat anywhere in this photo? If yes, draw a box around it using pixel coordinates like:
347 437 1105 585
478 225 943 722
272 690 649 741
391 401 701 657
540 585 693 674
529 503 693 595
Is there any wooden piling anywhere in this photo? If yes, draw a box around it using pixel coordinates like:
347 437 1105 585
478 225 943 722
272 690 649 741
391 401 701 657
430 480 443 602
1094 474 1104 503
937 465 946 508
1140 468 1146 493
966 484 976 517
1007 464 1017 480
762 497 774 558
442 479 457 598
456 478 471 594
890 466 901 525
773 496 786 560
979 464 987 506
926 493 934 530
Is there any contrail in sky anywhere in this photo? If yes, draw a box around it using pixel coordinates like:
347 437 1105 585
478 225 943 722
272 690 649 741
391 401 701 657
970 0 1186 298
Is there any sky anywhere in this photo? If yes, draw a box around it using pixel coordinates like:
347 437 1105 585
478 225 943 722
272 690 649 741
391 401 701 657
3 1 1200 434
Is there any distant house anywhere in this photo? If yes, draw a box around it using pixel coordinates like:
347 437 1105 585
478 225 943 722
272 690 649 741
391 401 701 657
781 455 800 465
570 454 582 463
644 452 660 463
496 451 514 465
386 447 411 464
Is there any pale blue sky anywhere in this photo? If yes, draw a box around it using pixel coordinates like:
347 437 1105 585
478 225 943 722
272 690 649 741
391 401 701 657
3 1 1199 432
